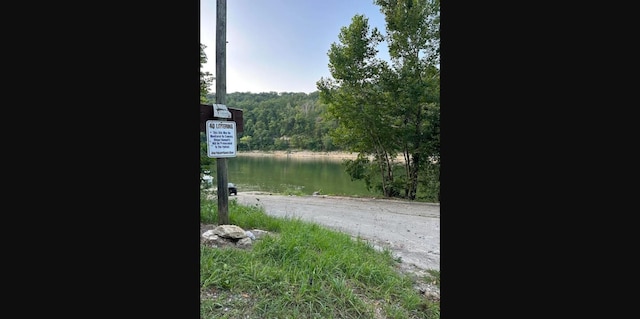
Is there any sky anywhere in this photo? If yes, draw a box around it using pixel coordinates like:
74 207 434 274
200 0 389 94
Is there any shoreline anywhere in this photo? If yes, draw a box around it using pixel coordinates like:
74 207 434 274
236 150 406 162
236 150 360 161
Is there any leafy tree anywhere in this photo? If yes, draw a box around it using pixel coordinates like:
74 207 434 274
317 14 400 197
238 135 253 150
317 0 440 200
200 44 213 170
376 0 440 200
200 43 214 103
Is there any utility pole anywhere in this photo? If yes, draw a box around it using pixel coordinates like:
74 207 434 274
215 0 229 225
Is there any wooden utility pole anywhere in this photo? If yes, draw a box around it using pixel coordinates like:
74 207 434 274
215 0 229 225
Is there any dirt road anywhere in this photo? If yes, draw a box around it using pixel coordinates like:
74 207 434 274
234 192 440 272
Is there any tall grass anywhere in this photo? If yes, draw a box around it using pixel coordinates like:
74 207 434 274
200 197 439 318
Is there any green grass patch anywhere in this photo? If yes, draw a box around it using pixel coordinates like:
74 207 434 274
280 185 307 196
201 196 439 318
426 269 440 289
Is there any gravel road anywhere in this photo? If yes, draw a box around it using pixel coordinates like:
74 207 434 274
234 192 440 272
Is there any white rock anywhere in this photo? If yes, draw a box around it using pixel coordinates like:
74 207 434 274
213 225 247 239
202 230 219 240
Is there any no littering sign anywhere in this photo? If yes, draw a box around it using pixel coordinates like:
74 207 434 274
206 120 237 158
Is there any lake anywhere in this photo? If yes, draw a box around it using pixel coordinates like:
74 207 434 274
201 154 376 197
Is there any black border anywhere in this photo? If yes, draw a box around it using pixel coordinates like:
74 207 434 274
12 1 202 316
440 1 553 316
439 1 633 316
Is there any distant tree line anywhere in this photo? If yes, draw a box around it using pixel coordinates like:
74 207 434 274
204 91 339 152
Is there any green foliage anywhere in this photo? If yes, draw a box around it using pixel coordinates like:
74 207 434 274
417 159 440 202
343 155 370 181
199 132 214 166
317 0 440 200
200 43 214 103
220 91 338 152
201 197 283 231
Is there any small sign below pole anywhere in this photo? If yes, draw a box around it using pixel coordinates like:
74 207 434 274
206 120 237 158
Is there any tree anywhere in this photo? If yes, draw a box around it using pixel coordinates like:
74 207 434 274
317 0 440 200
376 0 440 200
200 43 214 103
317 14 400 197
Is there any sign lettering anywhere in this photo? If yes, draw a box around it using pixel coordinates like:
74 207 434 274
206 120 237 158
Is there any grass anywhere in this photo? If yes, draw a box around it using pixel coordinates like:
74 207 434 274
280 186 306 196
201 196 440 318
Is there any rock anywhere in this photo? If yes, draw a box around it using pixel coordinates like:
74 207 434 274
248 229 270 240
201 225 275 250
213 225 247 239
236 237 252 247
425 291 440 301
202 230 219 240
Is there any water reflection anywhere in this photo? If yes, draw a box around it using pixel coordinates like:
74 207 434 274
202 154 373 197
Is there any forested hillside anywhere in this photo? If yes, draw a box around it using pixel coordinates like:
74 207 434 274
205 91 339 152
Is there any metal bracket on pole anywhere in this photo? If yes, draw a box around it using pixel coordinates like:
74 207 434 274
213 104 232 119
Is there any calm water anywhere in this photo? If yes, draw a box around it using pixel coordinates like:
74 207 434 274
202 155 375 197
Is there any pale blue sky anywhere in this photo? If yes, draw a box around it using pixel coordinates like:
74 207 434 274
200 0 389 94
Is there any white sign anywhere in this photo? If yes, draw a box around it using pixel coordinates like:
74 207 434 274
206 120 237 158
212 104 232 119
